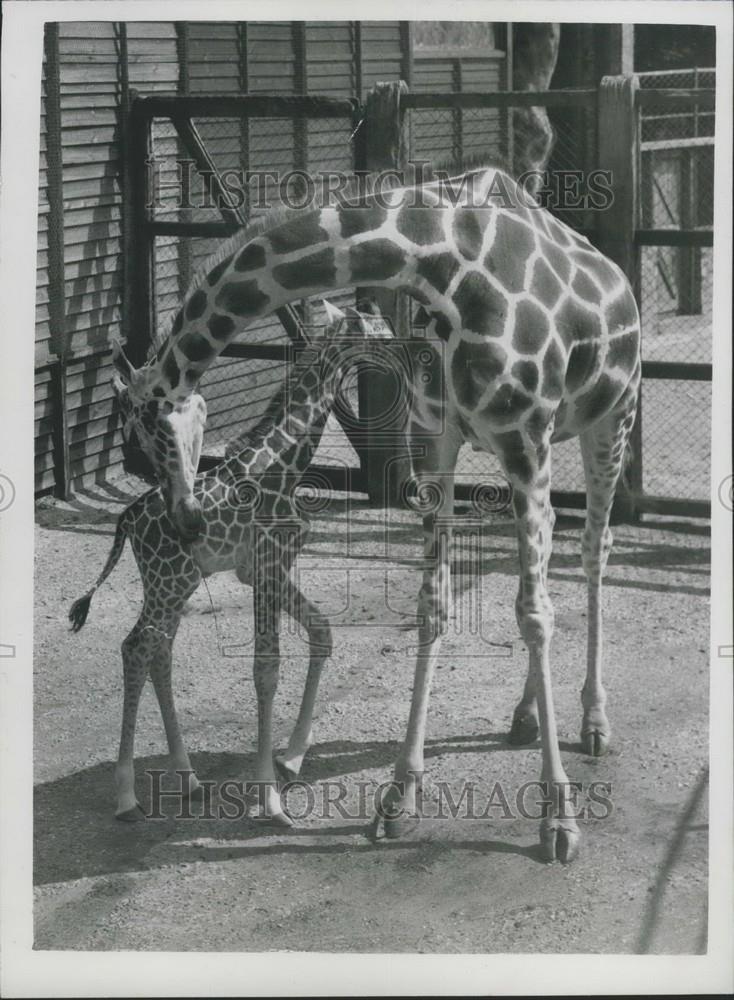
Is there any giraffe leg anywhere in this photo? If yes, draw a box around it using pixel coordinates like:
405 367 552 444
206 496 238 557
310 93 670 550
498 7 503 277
579 392 638 757
148 620 202 803
373 424 461 839
274 576 333 782
116 623 155 821
509 506 556 746
500 432 580 862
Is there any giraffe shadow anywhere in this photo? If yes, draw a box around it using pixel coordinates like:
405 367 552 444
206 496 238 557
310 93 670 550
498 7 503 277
34 731 566 887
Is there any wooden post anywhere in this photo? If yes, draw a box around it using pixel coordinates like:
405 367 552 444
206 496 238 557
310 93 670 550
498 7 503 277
357 81 412 507
44 23 71 499
597 74 642 521
596 25 635 77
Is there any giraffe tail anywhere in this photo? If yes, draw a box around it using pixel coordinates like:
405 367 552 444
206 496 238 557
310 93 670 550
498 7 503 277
68 512 129 633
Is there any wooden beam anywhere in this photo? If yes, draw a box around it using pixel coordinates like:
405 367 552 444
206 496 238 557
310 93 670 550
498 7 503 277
137 94 356 118
403 89 597 110
357 81 412 508
635 228 713 247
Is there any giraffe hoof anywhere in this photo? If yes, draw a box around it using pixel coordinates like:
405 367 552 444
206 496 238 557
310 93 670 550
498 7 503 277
185 783 205 802
115 803 146 823
253 810 294 829
540 819 580 864
273 755 299 785
508 713 540 745
581 729 610 757
369 778 422 840
383 811 421 840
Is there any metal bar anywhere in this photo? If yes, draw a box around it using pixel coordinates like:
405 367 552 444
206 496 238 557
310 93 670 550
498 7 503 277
146 220 240 238
220 343 293 362
175 22 193 296
635 229 713 247
137 94 357 119
640 136 714 151
403 89 597 110
129 100 156 366
641 361 712 382
634 495 710 519
352 21 363 99
171 114 248 229
400 22 414 87
636 88 715 108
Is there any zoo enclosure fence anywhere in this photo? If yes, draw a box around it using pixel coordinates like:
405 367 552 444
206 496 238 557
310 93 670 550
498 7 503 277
124 74 714 520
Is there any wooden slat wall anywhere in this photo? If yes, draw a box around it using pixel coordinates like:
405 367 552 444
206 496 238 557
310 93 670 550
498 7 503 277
36 52 57 493
38 21 498 493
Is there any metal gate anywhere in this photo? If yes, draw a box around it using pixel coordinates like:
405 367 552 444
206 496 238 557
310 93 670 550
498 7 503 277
126 76 715 519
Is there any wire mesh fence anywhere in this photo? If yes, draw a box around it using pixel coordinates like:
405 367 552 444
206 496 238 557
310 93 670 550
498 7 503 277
142 75 714 511
406 98 597 496
638 70 714 502
147 111 361 468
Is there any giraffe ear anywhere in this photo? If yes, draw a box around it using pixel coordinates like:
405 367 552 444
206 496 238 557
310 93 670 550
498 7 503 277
111 339 135 384
322 299 345 327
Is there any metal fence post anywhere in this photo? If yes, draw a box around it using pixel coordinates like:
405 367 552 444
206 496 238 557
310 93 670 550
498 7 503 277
597 74 642 521
357 81 412 508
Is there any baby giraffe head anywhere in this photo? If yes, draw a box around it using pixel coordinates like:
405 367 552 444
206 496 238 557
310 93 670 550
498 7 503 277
111 341 207 542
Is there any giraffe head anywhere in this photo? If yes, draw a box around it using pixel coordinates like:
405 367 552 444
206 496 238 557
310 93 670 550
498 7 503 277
111 341 207 542
317 299 394 388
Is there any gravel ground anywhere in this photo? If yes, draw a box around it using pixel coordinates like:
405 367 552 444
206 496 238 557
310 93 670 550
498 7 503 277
34 473 710 953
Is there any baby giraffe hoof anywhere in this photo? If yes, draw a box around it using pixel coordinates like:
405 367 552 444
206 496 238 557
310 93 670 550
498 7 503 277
184 782 204 802
116 803 146 823
580 727 610 757
508 712 540 745
539 817 580 864
253 810 294 829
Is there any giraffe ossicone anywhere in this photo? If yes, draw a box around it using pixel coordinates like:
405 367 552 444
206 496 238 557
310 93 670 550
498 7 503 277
103 166 641 860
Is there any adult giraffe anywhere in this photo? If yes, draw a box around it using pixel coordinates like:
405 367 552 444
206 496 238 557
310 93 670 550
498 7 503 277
112 168 640 860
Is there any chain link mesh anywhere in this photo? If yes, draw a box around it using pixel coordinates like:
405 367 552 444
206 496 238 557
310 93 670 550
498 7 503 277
407 100 597 496
638 69 714 501
149 113 359 467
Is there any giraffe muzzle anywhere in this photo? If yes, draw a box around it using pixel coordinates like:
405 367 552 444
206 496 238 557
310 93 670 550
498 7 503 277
174 497 205 542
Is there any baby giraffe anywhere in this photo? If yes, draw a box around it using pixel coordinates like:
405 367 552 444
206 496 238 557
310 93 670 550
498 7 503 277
69 301 392 825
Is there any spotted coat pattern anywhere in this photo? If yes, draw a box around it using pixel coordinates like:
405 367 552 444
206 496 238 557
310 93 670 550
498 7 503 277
107 168 641 858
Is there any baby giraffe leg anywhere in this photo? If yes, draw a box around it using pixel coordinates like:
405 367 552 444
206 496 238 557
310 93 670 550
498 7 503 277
116 624 155 821
148 623 202 802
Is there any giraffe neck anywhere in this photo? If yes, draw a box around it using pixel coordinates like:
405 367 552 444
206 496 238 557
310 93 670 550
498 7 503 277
221 347 346 481
150 199 444 402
